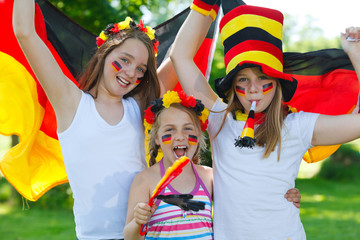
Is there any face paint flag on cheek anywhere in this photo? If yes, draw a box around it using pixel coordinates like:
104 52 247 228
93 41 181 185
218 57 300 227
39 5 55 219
162 134 172 145
235 86 246 97
235 101 256 148
111 60 122 72
262 82 273 95
135 78 142 86
188 135 198 146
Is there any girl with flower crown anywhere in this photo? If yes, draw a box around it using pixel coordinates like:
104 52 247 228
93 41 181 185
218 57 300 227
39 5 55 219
123 90 301 240
13 0 178 239
170 1 360 239
123 90 214 239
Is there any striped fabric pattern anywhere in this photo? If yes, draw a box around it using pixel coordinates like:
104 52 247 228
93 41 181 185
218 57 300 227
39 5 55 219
220 5 284 76
146 185 213 239
214 4 298 103
146 161 213 239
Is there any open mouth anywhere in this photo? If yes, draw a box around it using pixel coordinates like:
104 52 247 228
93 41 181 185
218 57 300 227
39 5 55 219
173 145 188 159
116 76 130 86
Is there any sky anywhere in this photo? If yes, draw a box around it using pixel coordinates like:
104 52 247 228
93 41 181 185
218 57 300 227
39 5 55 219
249 0 359 39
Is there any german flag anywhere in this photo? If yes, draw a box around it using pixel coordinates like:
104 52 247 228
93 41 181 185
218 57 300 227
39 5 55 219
284 49 359 163
0 0 78 201
235 86 246 97
161 134 172 145
188 135 198 146
111 60 122 72
262 82 273 95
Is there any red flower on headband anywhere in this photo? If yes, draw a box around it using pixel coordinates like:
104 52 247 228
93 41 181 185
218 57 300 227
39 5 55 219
110 23 120 34
178 91 196 108
137 20 148 33
200 119 209 132
144 106 155 124
96 37 105 47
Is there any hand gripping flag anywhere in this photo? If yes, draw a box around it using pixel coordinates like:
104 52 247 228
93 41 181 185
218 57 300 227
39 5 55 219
140 156 190 236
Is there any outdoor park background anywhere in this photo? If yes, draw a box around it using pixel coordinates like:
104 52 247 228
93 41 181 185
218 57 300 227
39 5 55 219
1 0 360 239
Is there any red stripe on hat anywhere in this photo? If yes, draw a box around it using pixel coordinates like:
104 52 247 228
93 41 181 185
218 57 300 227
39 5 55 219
220 5 283 32
224 40 283 69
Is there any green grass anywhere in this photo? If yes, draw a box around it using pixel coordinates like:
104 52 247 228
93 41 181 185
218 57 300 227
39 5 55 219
0 178 359 239
0 206 76 240
297 178 360 239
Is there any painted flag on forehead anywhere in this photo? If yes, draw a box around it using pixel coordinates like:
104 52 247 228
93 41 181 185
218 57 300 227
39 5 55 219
283 49 359 163
0 0 219 200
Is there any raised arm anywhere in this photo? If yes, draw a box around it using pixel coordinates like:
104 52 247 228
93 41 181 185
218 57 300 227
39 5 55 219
312 27 360 146
13 0 81 132
157 57 178 96
170 8 218 110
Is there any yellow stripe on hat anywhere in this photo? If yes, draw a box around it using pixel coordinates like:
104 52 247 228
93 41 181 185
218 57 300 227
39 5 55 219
221 14 283 44
226 51 283 74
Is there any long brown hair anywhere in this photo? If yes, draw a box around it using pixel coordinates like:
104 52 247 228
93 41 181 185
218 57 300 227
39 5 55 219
147 104 207 166
215 78 286 160
78 29 160 115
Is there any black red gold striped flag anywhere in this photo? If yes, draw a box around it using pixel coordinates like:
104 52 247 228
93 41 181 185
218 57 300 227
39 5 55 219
0 0 219 200
284 49 359 163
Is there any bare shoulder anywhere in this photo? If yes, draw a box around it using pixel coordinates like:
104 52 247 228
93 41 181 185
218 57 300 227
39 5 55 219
132 162 161 189
194 164 213 193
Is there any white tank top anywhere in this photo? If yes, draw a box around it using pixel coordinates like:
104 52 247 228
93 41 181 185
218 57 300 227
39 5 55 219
58 92 146 239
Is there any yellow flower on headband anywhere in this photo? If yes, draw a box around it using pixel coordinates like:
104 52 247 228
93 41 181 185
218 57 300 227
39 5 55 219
199 108 209 123
118 17 132 30
98 31 108 42
162 91 181 108
146 26 155 40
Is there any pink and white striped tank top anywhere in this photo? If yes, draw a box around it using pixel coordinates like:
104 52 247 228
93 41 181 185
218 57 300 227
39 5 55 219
145 159 213 239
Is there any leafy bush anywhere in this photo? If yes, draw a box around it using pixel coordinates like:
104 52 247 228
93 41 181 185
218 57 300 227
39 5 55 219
28 183 74 210
316 143 360 181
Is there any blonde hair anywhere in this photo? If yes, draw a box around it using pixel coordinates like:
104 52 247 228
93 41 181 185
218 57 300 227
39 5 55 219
147 104 207 166
215 78 286 160
78 29 160 115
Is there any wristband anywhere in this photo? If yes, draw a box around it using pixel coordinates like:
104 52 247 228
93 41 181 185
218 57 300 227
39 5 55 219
191 0 219 21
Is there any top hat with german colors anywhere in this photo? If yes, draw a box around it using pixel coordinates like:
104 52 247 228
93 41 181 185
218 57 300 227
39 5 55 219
214 5 298 102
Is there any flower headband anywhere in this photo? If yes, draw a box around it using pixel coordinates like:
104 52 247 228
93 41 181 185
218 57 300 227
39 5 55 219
144 91 209 136
96 17 159 56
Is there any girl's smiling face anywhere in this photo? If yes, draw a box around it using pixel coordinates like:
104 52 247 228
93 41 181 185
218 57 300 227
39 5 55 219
101 38 148 97
155 107 200 164
233 67 277 114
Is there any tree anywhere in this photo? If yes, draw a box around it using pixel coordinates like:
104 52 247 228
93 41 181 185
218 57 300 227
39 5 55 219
47 0 178 34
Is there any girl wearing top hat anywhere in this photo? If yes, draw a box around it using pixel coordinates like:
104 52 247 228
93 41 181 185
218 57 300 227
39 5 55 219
170 1 360 239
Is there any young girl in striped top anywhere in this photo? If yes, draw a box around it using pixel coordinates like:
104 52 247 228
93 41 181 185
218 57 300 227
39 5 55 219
124 90 213 239
123 90 302 240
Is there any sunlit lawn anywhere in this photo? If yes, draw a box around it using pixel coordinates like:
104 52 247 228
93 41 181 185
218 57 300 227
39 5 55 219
298 178 360 239
0 205 76 240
